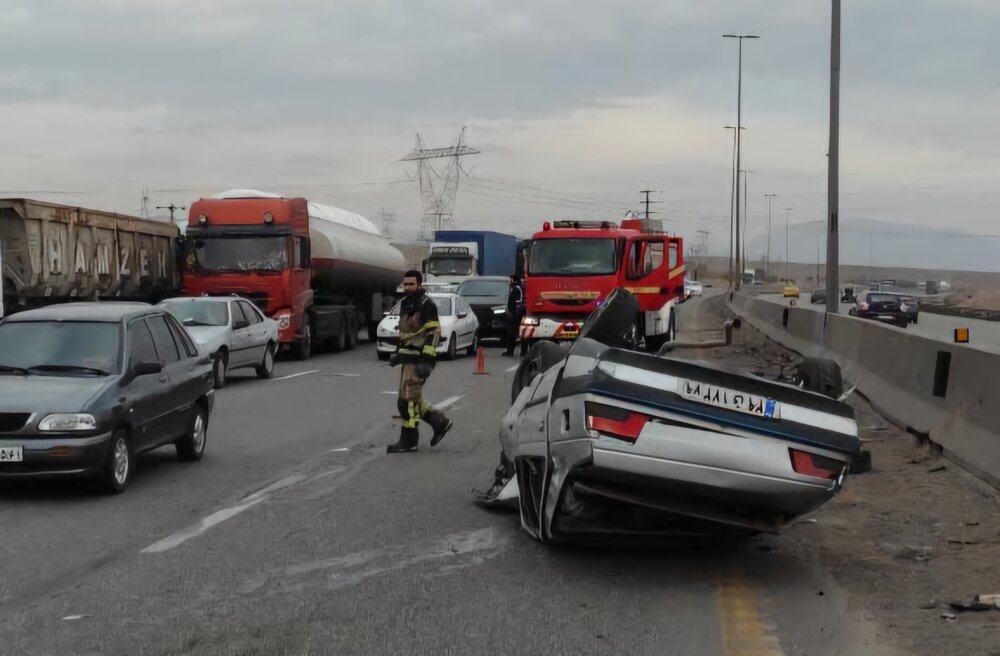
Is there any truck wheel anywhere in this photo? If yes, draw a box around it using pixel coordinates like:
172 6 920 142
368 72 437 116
797 358 844 400
296 318 314 361
368 323 378 342
346 319 358 350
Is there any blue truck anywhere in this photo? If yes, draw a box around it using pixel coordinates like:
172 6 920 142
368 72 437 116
422 230 520 289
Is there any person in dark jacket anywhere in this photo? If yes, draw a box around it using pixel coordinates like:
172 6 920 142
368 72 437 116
386 270 453 453
503 275 525 356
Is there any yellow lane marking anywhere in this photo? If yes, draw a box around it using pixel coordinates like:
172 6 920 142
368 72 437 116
714 574 785 656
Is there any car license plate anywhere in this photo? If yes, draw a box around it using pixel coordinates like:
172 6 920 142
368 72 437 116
677 379 780 419
0 446 23 463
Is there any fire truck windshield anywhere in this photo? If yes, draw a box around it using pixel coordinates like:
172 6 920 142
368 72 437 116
529 238 617 276
191 236 288 273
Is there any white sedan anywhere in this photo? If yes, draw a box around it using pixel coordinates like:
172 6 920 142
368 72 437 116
159 295 280 388
376 293 479 361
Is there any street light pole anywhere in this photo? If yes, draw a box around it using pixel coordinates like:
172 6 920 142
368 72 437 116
764 194 776 282
825 0 842 314
724 33 759 291
724 125 744 289
784 208 793 282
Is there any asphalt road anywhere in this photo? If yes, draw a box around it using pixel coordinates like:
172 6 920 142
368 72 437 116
759 292 1000 354
0 307 895 656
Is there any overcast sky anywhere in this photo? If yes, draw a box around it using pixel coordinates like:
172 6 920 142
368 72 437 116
0 0 996 257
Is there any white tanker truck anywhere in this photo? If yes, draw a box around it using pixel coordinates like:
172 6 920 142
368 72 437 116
181 189 406 360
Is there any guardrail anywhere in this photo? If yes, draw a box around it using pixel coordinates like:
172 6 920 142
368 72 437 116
728 292 1000 490
919 303 1000 322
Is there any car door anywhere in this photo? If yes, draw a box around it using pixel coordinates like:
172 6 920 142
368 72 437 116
456 297 476 349
145 313 190 443
228 300 253 367
164 312 208 424
125 318 172 451
238 300 268 363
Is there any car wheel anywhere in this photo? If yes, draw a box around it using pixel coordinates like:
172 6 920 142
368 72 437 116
796 358 844 400
256 343 275 379
99 429 133 494
466 330 479 357
213 350 228 388
346 320 358 350
511 341 565 403
296 317 313 361
377 350 390 361
176 404 208 462
446 333 458 360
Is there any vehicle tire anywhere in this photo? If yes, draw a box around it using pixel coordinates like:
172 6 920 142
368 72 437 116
367 322 378 342
912 316 919 325
346 319 358 350
213 350 228 388
176 403 208 462
797 357 844 400
98 429 133 494
511 340 565 403
446 333 458 360
256 343 276 379
296 316 314 361
466 330 479 357
519 338 532 357
377 350 390 361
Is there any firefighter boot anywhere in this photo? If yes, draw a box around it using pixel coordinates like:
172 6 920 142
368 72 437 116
423 410 453 447
386 426 420 454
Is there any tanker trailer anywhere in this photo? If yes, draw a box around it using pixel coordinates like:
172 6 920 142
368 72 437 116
181 189 405 360
0 197 180 318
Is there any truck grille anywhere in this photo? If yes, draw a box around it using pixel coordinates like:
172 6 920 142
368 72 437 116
0 413 31 433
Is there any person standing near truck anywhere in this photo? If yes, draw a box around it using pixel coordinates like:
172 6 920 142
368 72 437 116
386 270 453 453
503 274 525 356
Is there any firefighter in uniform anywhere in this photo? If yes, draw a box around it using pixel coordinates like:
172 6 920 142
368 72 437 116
387 270 453 453
503 274 525 356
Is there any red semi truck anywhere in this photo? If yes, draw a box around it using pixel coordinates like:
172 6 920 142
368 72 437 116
181 190 405 359
518 218 685 353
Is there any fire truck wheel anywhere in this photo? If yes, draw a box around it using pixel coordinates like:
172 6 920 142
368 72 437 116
296 317 314 361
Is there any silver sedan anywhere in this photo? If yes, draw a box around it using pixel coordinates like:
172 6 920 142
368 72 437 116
159 296 279 388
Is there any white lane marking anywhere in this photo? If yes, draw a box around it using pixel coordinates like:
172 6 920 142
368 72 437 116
381 390 397 395
325 373 361 377
274 369 319 381
141 474 307 554
505 364 519 372
61 615 89 621
328 447 350 453
309 467 346 482
434 396 463 411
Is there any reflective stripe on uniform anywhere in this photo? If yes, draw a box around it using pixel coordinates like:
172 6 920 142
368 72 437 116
422 345 437 357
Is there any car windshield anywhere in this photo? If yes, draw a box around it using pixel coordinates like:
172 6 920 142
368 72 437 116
432 297 453 316
457 280 508 297
0 321 121 375
867 294 898 304
529 238 617 276
426 256 474 276
190 236 288 273
161 300 228 327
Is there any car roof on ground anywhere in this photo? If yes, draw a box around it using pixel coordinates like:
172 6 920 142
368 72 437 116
2 302 157 323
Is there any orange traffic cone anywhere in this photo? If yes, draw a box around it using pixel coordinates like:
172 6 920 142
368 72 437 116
474 345 489 375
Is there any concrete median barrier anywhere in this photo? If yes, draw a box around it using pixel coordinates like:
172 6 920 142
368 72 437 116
730 292 1000 489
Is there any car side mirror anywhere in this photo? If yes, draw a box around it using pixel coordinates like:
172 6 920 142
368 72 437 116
233 320 250 330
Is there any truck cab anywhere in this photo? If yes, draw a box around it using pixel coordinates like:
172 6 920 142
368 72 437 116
422 242 479 290
519 219 684 352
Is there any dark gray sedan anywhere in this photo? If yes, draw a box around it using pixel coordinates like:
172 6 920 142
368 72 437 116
0 302 215 493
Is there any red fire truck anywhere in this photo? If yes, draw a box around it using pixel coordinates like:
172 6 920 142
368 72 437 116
518 218 685 353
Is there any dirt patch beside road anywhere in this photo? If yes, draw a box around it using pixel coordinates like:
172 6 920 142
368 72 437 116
678 293 1000 656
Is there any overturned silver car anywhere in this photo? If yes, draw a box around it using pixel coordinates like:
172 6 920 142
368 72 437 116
477 288 862 543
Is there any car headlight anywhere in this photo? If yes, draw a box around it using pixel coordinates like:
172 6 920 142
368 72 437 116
521 316 540 326
273 310 292 330
38 413 97 432
492 306 506 315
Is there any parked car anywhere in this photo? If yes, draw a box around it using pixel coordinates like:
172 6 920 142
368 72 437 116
810 288 827 304
456 276 512 343
848 291 908 328
783 285 800 299
0 302 215 493
159 296 279 388
473 289 861 543
375 293 479 360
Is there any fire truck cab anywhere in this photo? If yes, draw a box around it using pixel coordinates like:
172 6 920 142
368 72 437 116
519 218 685 353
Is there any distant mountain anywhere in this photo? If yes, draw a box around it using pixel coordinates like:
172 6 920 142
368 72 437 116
742 218 1000 273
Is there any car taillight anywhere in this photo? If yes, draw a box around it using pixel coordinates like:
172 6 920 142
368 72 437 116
585 402 648 443
858 302 869 311
789 448 844 480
